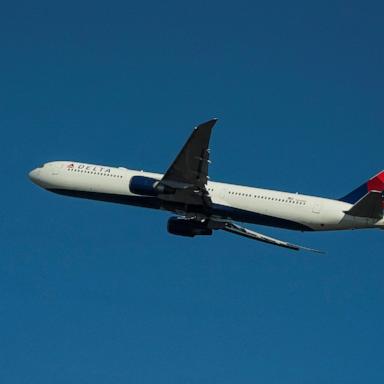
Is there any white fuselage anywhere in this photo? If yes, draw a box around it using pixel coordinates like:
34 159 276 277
29 161 384 232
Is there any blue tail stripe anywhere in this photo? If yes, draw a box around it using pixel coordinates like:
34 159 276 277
339 183 368 204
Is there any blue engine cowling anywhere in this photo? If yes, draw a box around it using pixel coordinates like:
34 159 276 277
129 175 177 196
167 217 213 237
129 176 160 196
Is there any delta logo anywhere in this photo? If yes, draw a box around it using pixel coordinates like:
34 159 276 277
67 163 111 173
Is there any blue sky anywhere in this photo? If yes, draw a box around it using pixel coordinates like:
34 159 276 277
1 0 383 382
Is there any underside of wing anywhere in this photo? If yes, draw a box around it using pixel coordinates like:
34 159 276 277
157 119 217 207
166 215 324 253
221 222 324 253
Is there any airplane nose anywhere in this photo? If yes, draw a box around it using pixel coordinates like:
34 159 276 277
28 168 41 184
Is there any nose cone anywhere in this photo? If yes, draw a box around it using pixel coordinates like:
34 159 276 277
28 168 43 186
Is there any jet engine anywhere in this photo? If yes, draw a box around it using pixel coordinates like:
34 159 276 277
167 217 213 237
129 176 159 196
129 176 177 196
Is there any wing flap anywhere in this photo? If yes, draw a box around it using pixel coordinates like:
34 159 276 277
344 190 383 219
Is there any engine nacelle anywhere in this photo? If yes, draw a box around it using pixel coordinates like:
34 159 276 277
129 176 176 196
129 176 160 196
167 217 213 237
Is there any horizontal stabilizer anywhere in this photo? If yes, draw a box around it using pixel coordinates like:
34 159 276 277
344 190 383 219
222 222 324 253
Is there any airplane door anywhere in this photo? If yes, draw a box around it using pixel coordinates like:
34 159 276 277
217 186 230 202
218 186 227 198
312 202 322 214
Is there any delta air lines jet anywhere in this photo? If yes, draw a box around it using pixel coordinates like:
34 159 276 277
29 119 384 253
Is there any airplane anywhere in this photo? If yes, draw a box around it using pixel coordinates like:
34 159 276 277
28 119 384 253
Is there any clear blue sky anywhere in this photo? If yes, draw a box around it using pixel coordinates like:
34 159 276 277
1 1 383 382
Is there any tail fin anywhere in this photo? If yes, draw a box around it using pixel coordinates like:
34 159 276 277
339 171 384 204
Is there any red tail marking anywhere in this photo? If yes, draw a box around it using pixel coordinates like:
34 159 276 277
367 171 384 191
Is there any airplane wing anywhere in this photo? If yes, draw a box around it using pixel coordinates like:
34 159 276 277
157 119 217 206
344 190 383 219
222 222 324 253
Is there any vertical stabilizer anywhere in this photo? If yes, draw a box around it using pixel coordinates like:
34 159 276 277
340 171 384 204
